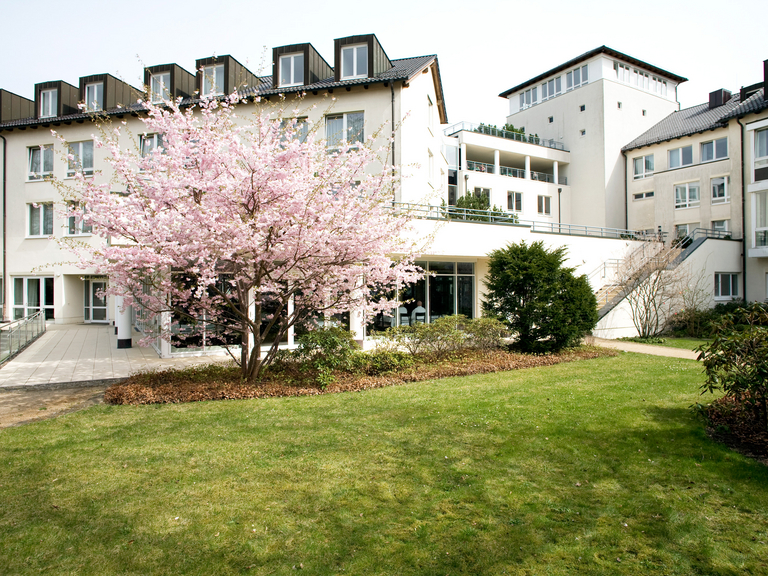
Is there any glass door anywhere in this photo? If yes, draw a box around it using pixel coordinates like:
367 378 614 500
84 279 108 323
12 277 54 320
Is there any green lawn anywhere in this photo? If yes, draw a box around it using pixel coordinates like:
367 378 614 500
1 353 767 575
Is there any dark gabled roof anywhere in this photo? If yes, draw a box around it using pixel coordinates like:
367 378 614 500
499 46 688 98
622 94 743 152
0 55 448 130
721 88 767 120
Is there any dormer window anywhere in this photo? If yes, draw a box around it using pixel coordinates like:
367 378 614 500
40 89 57 118
150 73 170 103
279 53 304 87
341 44 368 79
84 82 103 112
201 64 224 97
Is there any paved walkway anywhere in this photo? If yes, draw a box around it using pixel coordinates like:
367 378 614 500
0 324 230 390
586 336 699 360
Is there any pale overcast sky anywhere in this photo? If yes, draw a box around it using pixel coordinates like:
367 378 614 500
1 0 766 125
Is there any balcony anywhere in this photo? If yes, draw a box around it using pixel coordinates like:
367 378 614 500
466 160 567 185
444 121 568 152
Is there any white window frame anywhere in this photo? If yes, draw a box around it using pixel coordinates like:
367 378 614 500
714 272 739 300
508 191 522 212
633 154 654 180
428 150 434 189
28 145 54 181
701 137 727 163
140 133 163 158
633 191 654 200
675 224 689 239
669 145 693 169
84 82 103 112
537 195 551 216
675 181 700 209
427 95 434 134
66 202 92 236
66 141 94 177
279 53 304 88
755 127 768 182
711 176 729 204
325 112 364 148
201 64 224 97
340 44 368 80
12 276 55 321
40 89 57 118
150 73 171 103
754 190 768 248
28 203 54 237
711 219 728 233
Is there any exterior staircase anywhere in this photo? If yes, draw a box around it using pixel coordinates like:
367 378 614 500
590 228 729 320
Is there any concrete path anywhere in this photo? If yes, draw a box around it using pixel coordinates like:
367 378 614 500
587 336 700 360
0 323 230 390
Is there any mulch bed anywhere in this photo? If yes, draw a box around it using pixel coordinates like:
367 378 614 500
705 394 768 464
105 346 616 406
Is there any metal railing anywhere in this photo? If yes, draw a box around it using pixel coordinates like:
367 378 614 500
0 311 46 364
392 202 526 226
467 162 567 185
444 121 568 151
531 221 665 241
466 160 494 174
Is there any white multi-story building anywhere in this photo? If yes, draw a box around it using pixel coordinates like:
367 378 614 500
498 46 686 230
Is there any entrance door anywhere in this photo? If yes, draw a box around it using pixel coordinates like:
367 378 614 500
84 279 108 323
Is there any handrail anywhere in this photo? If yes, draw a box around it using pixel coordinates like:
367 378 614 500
531 221 666 241
444 121 568 152
0 310 46 363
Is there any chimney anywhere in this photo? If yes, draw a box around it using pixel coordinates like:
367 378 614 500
709 88 732 109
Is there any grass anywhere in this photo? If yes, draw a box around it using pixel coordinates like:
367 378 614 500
1 353 767 575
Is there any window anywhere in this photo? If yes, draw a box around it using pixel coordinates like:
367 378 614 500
140 133 163 157
201 64 224 96
675 182 700 209
28 145 53 180
428 150 434 187
755 128 768 182
427 95 434 132
279 118 309 143
579 104 585 112
711 176 729 204
508 191 522 212
12 277 54 320
633 154 654 179
279 53 304 87
566 65 588 91
398 261 475 325
701 137 727 162
617 102 622 109
537 195 551 215
341 44 368 79
580 129 586 136
40 89 57 118
712 219 728 233
84 82 103 112
642 109 647 116
66 141 94 177
633 191 654 200
473 187 490 203
675 224 689 239
28 203 54 236
150 73 170 103
67 202 92 235
548 116 553 123
754 191 768 247
325 112 364 148
714 273 739 299
669 145 693 169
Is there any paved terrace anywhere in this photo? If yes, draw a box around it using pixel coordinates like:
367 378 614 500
0 324 230 389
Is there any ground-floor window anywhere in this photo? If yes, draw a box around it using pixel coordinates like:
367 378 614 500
714 272 739 300
401 261 474 324
13 276 54 320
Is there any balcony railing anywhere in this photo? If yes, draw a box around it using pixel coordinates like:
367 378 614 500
444 121 568 151
0 311 46 364
468 162 567 185
530 221 661 240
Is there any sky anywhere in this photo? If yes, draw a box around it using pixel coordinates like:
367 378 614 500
1 0 766 126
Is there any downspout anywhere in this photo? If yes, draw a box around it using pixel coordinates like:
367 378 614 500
1 132 6 322
622 149 628 230
738 116 747 299
391 82 396 195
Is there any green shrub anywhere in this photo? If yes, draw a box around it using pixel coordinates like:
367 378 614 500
421 315 467 356
293 327 360 387
698 303 768 431
483 241 598 354
464 317 509 349
350 349 414 375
